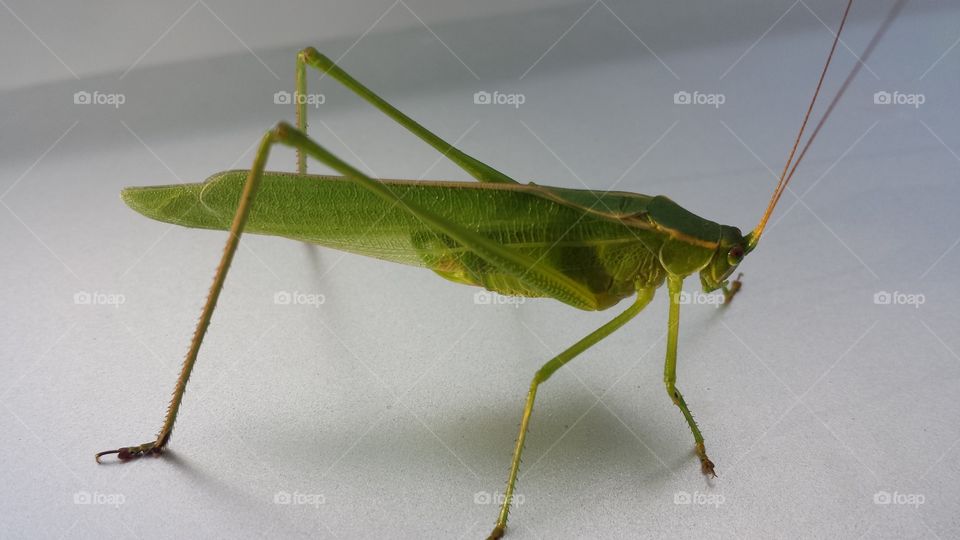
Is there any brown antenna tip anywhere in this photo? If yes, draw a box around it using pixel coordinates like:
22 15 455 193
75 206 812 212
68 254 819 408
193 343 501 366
748 0 855 250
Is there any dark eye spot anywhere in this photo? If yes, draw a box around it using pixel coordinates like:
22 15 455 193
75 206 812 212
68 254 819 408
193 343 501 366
727 245 744 265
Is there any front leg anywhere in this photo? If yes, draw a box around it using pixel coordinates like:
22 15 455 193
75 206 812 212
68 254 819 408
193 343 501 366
722 272 744 305
666 275 716 476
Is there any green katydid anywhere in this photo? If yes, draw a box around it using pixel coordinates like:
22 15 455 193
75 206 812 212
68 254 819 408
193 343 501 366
97 1 855 537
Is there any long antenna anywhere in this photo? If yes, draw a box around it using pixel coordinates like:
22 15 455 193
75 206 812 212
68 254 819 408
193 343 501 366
747 0 854 251
784 0 903 201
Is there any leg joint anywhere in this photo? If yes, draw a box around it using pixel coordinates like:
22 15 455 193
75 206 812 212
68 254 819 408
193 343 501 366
664 382 681 406
298 47 333 71
297 46 321 63
271 121 307 146
273 121 294 138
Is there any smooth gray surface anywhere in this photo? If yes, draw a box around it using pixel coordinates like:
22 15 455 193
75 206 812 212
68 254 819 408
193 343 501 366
2 1 959 538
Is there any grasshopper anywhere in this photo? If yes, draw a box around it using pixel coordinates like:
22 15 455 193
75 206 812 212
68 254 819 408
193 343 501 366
98 1 854 537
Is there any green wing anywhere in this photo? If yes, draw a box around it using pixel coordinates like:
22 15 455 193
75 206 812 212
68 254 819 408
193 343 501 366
122 171 666 309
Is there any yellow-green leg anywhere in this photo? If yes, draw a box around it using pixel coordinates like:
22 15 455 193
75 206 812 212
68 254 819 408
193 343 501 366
665 275 715 476
95 126 277 463
97 121 604 463
487 287 655 540
293 47 517 184
722 272 744 304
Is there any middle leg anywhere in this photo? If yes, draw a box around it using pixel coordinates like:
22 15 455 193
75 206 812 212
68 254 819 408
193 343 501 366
488 286 656 539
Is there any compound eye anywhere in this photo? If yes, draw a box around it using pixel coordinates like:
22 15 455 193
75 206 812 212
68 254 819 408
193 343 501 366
727 245 744 266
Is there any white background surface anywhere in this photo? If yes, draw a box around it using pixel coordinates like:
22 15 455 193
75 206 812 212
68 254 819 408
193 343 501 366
2 1 959 538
